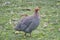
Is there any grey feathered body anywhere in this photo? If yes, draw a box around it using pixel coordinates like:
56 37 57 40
15 13 40 33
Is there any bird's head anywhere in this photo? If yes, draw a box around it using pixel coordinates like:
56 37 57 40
34 6 40 12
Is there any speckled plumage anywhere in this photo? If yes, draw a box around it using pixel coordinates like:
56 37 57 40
15 7 40 36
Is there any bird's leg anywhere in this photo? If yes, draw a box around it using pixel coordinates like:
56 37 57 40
24 33 26 38
30 33 31 37
24 33 26 36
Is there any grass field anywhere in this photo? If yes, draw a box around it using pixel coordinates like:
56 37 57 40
0 0 60 40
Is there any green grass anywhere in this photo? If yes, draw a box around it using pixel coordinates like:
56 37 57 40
0 0 60 40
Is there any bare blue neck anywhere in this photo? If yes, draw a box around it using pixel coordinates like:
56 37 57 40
34 11 39 17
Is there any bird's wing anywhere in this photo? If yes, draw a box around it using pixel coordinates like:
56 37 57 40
24 21 39 33
20 17 32 31
15 16 32 31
